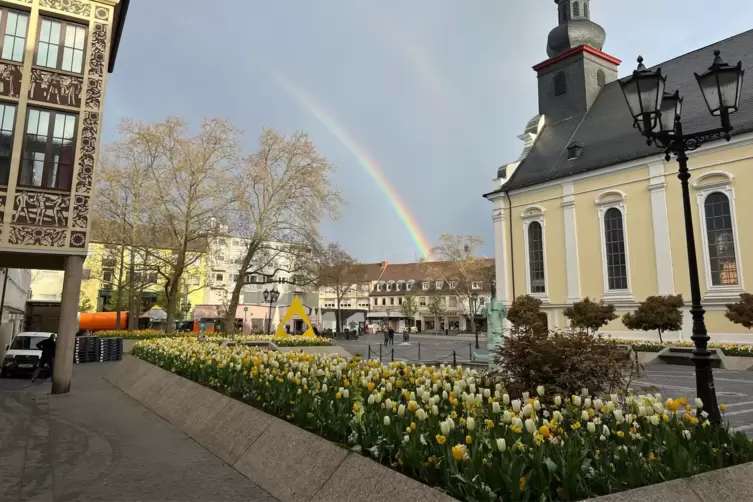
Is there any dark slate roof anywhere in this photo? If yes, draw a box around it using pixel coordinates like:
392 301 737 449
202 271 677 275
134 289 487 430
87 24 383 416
491 29 753 193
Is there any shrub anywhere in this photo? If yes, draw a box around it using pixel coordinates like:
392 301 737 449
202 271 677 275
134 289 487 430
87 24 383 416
506 295 548 335
622 295 684 343
564 297 617 333
134 337 753 502
726 293 753 330
492 328 638 397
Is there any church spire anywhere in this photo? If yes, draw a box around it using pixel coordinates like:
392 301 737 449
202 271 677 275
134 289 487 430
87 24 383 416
548 0 605 58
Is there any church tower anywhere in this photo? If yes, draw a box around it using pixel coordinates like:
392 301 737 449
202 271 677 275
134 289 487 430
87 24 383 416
535 0 620 122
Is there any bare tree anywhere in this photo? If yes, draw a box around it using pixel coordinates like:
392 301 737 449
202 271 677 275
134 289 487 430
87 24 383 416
222 128 343 332
316 243 364 334
111 117 241 332
426 234 492 334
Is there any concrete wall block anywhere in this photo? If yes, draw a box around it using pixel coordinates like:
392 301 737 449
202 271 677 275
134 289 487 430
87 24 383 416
588 478 701 501
686 462 753 501
105 355 154 394
171 383 236 440
192 398 274 465
232 419 349 502
311 453 456 502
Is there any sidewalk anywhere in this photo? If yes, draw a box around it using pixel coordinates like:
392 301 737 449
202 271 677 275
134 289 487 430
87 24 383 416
0 363 277 502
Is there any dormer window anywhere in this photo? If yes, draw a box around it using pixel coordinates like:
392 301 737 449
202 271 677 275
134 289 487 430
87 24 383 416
435 280 443 289
472 281 483 290
449 280 457 289
567 142 583 160
406 281 414 291
376 283 382 292
422 281 430 290
396 282 402 291
386 282 392 292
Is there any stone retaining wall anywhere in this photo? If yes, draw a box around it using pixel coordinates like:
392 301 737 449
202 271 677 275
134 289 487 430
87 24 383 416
106 356 455 502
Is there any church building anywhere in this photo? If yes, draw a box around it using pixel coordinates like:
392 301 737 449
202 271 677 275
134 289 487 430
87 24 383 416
484 0 753 341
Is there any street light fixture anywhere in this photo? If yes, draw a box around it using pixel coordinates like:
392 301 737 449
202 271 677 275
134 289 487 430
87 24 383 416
619 50 744 425
470 292 479 349
263 288 280 335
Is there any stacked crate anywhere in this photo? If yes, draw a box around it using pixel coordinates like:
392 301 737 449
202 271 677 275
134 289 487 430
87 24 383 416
73 336 99 364
98 337 124 362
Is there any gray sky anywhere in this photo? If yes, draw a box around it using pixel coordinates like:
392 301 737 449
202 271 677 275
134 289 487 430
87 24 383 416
102 0 753 263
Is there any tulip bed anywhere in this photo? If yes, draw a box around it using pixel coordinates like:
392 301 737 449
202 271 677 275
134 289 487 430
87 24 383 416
615 339 753 357
101 330 332 346
133 337 753 501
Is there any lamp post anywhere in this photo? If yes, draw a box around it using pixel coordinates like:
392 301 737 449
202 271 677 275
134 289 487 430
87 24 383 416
470 292 480 349
386 307 391 331
263 288 280 335
181 300 192 318
619 50 745 425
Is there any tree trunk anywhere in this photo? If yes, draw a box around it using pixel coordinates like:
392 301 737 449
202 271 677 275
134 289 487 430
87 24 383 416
658 328 664 344
225 240 260 334
114 244 126 330
126 248 135 333
336 304 342 334
164 249 185 334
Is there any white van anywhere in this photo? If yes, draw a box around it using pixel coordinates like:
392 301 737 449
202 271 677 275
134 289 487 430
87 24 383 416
1 332 55 378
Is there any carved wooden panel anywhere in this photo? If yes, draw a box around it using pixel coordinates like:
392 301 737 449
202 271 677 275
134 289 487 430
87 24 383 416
88 24 108 78
12 191 70 226
75 112 98 194
72 195 88 228
0 194 5 222
39 0 91 17
70 230 86 248
9 226 67 247
0 63 22 99
29 69 82 108
95 6 109 21
85 78 102 110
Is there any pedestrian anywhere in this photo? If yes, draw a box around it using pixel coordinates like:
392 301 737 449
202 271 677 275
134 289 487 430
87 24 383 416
383 326 389 346
388 326 395 346
32 334 56 382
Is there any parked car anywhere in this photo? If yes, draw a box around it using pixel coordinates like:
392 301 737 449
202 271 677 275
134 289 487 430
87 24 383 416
1 332 56 378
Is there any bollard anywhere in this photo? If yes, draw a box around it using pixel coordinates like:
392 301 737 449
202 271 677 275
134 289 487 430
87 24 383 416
379 344 382 362
453 350 456 366
391 348 394 362
418 343 421 361
469 343 472 361
368 345 371 360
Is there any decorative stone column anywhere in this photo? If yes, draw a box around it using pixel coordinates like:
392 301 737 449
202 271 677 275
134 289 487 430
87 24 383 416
52 255 84 395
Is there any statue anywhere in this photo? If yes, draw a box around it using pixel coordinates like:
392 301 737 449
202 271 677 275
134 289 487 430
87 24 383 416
485 281 506 369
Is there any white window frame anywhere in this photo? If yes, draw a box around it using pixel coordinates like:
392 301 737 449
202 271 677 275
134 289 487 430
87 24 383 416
595 190 632 302
422 281 430 290
471 281 483 290
693 171 745 300
376 282 382 292
435 280 443 289
521 206 549 301
386 282 393 292
406 280 414 291
395 282 402 291
449 280 457 289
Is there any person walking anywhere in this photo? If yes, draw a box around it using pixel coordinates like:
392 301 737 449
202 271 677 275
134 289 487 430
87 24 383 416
383 325 389 346
388 326 395 346
32 334 56 382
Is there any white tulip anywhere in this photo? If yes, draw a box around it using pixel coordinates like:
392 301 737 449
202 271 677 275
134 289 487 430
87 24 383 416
403 435 410 443
554 396 562 407
386 382 392 392
385 398 393 410
614 410 624 423
440 420 450 435
322 384 328 392
682 430 691 440
584 398 592 409
442 390 448 400
637 406 647 417
512 399 522 413
483 388 491 399
537 385 545 396
607 401 615 412
573 396 582 407
610 393 619 404
652 402 663 414
522 392 530 401
525 419 536 434
602 425 610 436
431 405 439 416
503 394 511 405
492 402 501 414
467 417 476 431
534 400 542 412
581 388 589 397
343 389 349 399
650 415 660 426
582 410 590 421
496 438 507 452
447 417 456 430
587 422 596 433
469 384 476 394
502 410 513 424
593 399 603 410
397 404 406 416
368 394 375 405
695 398 704 409
553 410 562 422
384 416 391 426
416 409 427 421
522 404 533 417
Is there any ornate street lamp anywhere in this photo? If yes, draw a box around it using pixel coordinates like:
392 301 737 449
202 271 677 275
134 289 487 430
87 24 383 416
181 300 192 316
620 50 744 425
263 288 280 335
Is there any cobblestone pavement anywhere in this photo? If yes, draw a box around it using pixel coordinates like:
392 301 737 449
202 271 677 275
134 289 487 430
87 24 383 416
0 363 278 502
337 333 489 366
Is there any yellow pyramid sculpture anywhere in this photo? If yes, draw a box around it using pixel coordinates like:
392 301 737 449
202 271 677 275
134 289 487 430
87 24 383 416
275 296 316 338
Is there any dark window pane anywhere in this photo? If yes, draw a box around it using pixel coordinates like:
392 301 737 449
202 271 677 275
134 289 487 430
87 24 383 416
528 221 546 293
0 103 16 184
604 208 628 290
20 108 77 190
704 192 738 286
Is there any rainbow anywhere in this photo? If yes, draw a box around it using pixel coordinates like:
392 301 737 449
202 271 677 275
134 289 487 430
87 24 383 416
273 72 433 260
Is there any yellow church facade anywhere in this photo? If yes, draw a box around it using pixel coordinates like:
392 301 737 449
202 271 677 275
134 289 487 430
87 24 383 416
486 1 753 342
